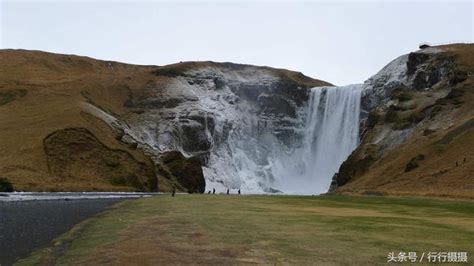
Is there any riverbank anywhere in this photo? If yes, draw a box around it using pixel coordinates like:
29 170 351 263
17 195 474 265
0 194 154 265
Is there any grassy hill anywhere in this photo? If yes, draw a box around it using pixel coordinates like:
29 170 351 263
331 44 474 199
0 50 156 191
0 49 327 192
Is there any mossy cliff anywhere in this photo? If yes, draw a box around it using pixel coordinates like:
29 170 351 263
330 44 474 199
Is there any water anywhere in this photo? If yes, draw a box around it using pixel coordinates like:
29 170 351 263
0 192 160 202
204 84 363 195
272 84 363 194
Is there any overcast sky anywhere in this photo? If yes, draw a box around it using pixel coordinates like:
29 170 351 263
1 1 472 85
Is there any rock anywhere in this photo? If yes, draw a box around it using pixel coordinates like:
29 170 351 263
419 43 431 49
0 177 14 192
423 129 436 136
119 62 330 191
332 47 465 193
159 151 206 193
405 154 425 172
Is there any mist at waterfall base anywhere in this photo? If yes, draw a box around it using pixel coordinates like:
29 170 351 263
203 85 363 195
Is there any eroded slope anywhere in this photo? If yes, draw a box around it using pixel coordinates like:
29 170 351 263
331 44 474 199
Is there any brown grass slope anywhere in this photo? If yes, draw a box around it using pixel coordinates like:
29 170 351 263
0 49 327 192
332 44 474 199
0 50 159 191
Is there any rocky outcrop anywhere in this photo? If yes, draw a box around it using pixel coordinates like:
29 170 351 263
404 154 425 172
44 128 157 191
122 63 329 155
330 44 474 197
159 151 205 193
113 62 330 192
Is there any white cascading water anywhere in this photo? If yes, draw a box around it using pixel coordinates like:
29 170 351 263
107 71 363 195
203 84 363 195
271 84 363 194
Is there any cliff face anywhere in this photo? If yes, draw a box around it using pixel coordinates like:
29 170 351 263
121 62 328 155
330 44 474 199
117 62 331 192
1 44 472 197
0 50 328 192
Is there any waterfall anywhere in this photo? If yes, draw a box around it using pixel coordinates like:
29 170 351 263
272 84 363 194
203 84 363 194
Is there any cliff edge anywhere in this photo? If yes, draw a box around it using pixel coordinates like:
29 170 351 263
330 44 474 199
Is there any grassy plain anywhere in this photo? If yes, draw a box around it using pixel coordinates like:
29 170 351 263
18 195 474 265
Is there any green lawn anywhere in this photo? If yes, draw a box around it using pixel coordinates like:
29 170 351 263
18 195 474 265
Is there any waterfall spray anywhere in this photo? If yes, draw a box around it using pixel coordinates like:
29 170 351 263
204 84 363 194
272 84 363 194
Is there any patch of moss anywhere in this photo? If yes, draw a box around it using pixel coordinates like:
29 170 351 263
159 151 205 193
398 92 413 102
408 111 425 123
152 67 185 77
430 105 443 119
157 164 174 180
18 89 27 97
391 88 413 102
384 105 398 123
80 90 92 103
367 111 381 128
109 175 144 191
0 89 27 106
423 129 436 136
405 154 425 172
0 93 15 105
104 157 120 167
44 128 157 192
392 121 411 130
449 70 468 85
434 98 449 106
391 108 427 130
0 177 14 192
446 87 466 106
